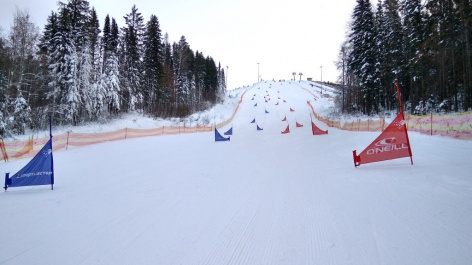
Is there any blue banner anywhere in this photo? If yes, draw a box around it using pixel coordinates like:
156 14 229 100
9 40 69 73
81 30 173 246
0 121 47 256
5 139 54 189
215 129 230 142
224 127 233 136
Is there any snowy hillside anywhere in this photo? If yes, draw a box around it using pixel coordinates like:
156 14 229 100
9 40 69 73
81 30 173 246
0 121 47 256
1 81 471 265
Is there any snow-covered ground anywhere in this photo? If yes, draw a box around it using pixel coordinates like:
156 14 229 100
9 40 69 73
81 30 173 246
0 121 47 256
1 81 471 265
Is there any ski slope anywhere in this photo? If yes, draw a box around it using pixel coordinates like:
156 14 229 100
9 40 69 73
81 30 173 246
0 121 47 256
1 81 471 265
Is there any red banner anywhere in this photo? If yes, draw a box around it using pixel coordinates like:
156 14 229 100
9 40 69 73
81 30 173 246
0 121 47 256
311 121 328 135
281 125 290 134
353 111 413 166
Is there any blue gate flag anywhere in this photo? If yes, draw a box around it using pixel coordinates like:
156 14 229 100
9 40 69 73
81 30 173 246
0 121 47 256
215 129 230 142
257 125 263 131
224 127 233 135
250 118 256 123
4 138 54 190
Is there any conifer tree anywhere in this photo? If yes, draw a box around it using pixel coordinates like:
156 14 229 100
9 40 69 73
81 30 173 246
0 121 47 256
173 36 194 106
142 14 163 114
382 0 404 109
0 31 8 136
11 93 32 135
204 56 218 104
401 0 426 113
121 5 145 111
101 17 120 115
348 0 380 114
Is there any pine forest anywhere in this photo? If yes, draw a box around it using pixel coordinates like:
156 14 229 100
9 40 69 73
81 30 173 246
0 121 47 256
338 0 472 116
0 0 226 137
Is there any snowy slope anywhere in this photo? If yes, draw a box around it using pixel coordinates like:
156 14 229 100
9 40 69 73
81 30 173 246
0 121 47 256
1 81 471 265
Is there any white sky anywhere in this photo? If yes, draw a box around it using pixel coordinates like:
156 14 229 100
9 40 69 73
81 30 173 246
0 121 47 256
0 0 356 90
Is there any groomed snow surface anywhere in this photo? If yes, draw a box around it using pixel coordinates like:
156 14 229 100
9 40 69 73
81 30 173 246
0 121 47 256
1 81 471 265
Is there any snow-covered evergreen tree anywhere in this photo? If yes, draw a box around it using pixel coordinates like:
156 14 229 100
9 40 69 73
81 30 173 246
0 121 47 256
401 0 426 113
173 36 194 106
102 17 120 115
0 30 8 136
86 7 101 84
11 93 31 135
142 14 163 114
383 0 404 83
161 33 175 105
120 5 145 112
0 61 8 137
348 0 380 114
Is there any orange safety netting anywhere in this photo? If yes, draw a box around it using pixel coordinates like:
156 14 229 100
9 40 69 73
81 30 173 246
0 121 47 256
406 111 472 140
307 100 472 140
341 118 386 132
2 90 247 161
2 125 213 160
307 101 341 129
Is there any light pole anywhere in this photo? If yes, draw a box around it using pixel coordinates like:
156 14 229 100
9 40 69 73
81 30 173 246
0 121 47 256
257 63 260 83
299 72 303 81
292 72 296 81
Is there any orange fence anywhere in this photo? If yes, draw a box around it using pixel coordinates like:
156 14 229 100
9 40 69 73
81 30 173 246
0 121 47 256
341 118 386 132
1 125 213 161
307 101 472 140
1 90 248 161
307 101 341 129
405 111 472 140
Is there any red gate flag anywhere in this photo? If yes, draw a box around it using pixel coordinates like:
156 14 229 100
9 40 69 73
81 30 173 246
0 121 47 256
310 114 328 135
281 125 290 134
353 82 413 167
311 121 328 135
353 112 412 166
296 121 303 127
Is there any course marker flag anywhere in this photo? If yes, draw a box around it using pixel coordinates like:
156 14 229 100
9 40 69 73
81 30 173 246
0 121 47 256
215 128 230 142
311 115 328 135
4 117 54 191
281 125 290 134
224 127 233 136
353 82 412 166
257 125 264 131
296 122 303 128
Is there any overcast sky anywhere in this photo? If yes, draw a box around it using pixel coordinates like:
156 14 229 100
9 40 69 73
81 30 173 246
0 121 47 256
0 0 356 90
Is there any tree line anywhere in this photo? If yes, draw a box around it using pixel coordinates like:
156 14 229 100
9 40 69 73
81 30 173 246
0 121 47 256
0 0 226 137
337 0 471 115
